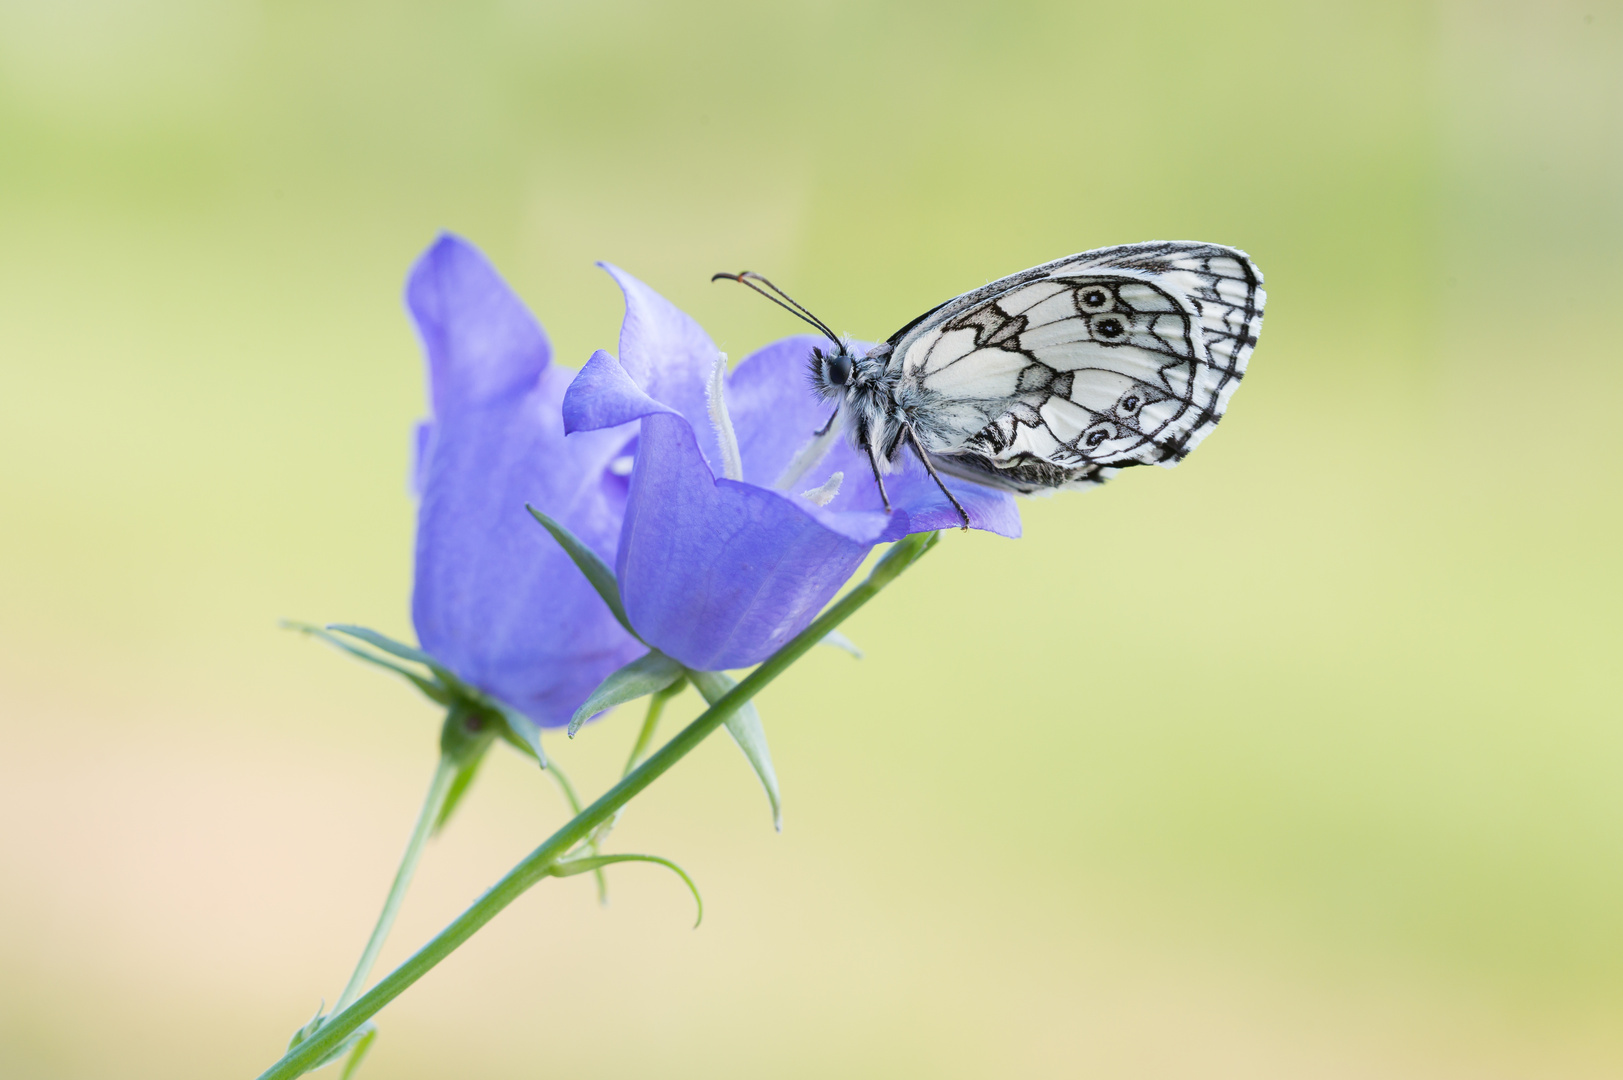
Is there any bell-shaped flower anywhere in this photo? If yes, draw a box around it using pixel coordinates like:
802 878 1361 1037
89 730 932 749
408 235 645 726
562 265 1020 672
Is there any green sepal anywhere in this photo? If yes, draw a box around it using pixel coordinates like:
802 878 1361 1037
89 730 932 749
688 669 782 832
280 621 451 704
325 624 470 695
492 703 549 769
526 505 640 641
568 649 685 737
818 629 864 659
547 853 704 927
432 705 497 835
433 747 487 836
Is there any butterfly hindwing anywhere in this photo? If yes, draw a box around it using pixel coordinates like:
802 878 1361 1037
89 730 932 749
886 242 1264 492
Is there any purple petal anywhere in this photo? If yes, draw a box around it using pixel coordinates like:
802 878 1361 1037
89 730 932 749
407 240 643 726
562 349 677 434
616 412 873 671
725 334 841 487
408 234 550 414
410 419 433 497
600 263 726 474
876 460 1023 539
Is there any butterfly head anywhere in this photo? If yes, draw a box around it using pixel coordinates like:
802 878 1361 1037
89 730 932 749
809 342 854 398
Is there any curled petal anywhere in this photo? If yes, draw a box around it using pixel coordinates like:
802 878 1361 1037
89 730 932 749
601 263 726 473
562 349 676 434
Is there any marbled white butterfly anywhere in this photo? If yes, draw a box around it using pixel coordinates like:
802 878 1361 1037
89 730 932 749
715 241 1265 527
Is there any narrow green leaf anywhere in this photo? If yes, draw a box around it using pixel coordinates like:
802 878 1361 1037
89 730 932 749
688 669 781 831
281 621 450 704
526 505 639 641
568 649 685 737
324 624 470 694
547 853 703 927
338 1027 378 1080
818 629 864 659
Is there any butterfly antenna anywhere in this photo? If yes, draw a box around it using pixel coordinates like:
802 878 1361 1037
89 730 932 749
711 271 841 345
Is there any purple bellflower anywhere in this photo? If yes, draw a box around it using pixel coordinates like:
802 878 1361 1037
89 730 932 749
562 265 1021 673
408 235 645 727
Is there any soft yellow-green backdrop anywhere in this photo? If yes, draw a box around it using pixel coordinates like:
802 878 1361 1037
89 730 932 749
2 1 1620 1077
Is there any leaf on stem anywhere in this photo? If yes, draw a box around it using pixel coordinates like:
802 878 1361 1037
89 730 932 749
286 1000 326 1051
339 1027 378 1080
526 505 639 641
818 629 864 659
547 853 704 927
688 669 782 832
286 1007 377 1074
309 1021 378 1072
568 649 685 737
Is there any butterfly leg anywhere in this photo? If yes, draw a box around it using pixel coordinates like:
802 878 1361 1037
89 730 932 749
864 436 893 513
813 407 839 437
904 425 970 530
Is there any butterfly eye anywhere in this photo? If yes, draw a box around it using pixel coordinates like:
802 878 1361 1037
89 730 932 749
1077 286 1113 313
1091 314 1127 340
824 350 853 387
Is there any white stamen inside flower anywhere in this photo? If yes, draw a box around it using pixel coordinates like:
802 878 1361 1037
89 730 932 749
800 471 843 507
773 418 841 492
607 454 635 477
706 351 744 482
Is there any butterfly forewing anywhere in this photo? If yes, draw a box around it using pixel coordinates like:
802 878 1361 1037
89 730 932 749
887 242 1264 492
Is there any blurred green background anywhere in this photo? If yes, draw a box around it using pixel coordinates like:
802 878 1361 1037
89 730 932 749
2 1 1621 1077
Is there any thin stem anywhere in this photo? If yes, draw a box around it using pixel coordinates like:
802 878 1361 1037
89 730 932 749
252 531 938 1080
542 759 609 903
623 682 680 778
591 681 685 853
332 755 458 1013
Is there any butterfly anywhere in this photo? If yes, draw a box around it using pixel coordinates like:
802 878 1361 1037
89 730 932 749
714 241 1265 527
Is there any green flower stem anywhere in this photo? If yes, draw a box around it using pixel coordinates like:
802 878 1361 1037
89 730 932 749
541 759 609 903
590 680 686 853
252 531 938 1080
624 682 681 777
331 753 458 1014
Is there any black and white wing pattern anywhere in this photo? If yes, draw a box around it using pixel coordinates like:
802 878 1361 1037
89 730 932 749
886 241 1264 492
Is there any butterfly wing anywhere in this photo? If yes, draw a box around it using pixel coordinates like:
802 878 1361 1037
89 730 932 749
886 241 1264 491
